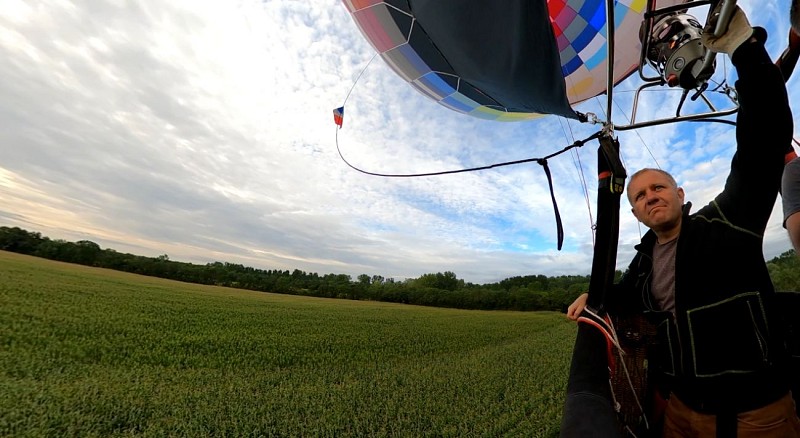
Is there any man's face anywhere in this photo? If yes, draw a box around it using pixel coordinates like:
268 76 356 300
627 170 685 233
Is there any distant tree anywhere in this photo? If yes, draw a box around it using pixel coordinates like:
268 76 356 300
0 227 44 254
767 250 800 291
415 271 463 291
357 274 371 286
74 240 102 266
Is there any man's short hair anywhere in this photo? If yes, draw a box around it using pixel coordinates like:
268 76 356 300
627 168 679 204
629 168 678 187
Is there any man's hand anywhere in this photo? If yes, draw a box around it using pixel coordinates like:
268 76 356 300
566 293 589 321
701 4 753 55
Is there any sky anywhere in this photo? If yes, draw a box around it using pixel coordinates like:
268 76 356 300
1 0 799 284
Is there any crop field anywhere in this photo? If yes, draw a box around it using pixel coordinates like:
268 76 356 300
0 251 578 437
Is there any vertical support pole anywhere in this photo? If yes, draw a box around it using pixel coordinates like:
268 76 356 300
560 132 626 438
586 134 626 310
605 0 616 124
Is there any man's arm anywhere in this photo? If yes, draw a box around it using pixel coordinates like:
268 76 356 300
786 213 800 254
566 261 640 320
783 157 800 253
712 32 794 232
566 293 588 320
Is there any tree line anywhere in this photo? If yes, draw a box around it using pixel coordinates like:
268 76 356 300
0 226 597 311
4 226 800 311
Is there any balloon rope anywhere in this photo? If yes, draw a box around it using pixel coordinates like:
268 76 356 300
341 52 378 107
335 128 604 178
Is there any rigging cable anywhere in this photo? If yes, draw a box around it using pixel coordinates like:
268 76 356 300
559 116 596 246
611 96 656 169
559 47 595 247
339 52 378 108
335 128 603 178
335 128 603 251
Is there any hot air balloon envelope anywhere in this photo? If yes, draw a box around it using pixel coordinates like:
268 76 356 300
343 0 686 121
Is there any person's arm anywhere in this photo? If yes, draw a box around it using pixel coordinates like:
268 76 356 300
566 293 588 320
786 213 800 254
775 29 800 81
566 259 639 321
783 157 800 253
712 33 794 232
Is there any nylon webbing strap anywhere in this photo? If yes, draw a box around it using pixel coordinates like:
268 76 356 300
538 159 564 250
586 134 626 311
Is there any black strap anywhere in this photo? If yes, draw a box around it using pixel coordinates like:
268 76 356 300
585 134 626 311
537 159 564 250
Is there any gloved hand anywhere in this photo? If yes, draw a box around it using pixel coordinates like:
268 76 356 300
701 4 753 55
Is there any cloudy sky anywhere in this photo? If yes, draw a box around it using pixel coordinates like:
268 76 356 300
1 0 798 284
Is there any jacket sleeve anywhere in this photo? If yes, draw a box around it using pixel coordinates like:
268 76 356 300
712 35 794 233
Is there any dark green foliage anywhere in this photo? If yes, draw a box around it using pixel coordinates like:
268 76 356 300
414 271 464 291
767 249 800 291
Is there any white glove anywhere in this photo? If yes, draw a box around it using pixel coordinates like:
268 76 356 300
701 4 753 55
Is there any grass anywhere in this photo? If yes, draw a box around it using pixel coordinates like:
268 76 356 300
0 251 577 437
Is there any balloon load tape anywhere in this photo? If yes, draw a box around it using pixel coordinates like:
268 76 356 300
642 13 714 90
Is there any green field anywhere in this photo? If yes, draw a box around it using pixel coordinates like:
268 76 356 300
0 251 577 437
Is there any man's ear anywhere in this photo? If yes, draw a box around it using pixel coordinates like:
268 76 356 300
631 207 639 221
677 187 685 203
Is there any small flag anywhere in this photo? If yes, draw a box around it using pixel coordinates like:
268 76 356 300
333 106 344 128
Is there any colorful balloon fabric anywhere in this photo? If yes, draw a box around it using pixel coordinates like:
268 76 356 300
343 0 686 121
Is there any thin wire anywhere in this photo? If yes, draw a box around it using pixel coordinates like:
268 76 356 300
574 148 596 246
722 53 729 84
594 96 609 122
606 96 646 240
554 32 596 246
559 117 596 246
340 52 379 107
611 98 659 169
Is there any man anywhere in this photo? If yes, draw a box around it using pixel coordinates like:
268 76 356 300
568 5 800 437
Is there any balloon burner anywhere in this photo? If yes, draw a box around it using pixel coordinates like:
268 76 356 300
642 13 714 90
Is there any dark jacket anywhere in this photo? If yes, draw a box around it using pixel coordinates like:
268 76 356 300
610 36 794 414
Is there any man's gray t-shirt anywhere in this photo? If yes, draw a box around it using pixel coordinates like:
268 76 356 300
782 156 800 225
652 238 677 313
